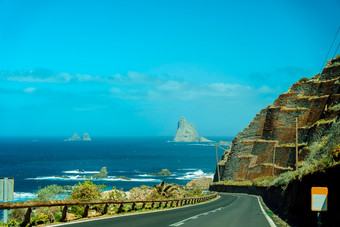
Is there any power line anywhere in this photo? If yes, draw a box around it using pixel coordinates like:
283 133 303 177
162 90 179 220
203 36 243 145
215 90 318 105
320 26 340 73
332 42 340 59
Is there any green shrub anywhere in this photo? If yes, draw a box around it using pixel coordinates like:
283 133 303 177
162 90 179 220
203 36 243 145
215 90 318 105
8 208 26 225
35 184 64 201
70 180 105 200
107 187 126 200
30 213 49 225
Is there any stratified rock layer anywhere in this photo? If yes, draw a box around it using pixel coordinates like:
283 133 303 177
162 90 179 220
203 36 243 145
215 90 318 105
173 117 212 142
215 55 340 182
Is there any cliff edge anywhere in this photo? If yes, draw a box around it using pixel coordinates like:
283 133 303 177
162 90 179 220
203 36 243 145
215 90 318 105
214 55 340 182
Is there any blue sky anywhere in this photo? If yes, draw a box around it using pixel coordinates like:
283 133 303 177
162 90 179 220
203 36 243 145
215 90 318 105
0 0 339 137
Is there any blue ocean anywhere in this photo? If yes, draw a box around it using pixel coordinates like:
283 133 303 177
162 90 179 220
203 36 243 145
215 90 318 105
0 136 230 202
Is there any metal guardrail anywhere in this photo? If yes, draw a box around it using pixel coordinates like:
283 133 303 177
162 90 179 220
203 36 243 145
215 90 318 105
0 193 217 226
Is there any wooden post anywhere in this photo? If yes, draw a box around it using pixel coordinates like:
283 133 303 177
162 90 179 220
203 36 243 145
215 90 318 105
83 205 89 218
102 204 108 214
295 117 299 170
215 144 221 182
61 205 67 222
117 203 124 213
22 207 32 226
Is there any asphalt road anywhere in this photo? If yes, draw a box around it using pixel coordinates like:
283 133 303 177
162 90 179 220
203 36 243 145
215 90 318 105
54 193 274 227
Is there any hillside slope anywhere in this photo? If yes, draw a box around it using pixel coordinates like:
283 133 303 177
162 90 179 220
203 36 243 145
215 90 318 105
214 55 340 182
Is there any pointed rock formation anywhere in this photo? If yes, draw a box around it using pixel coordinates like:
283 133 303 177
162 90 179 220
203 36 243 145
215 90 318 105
173 117 212 142
65 133 82 141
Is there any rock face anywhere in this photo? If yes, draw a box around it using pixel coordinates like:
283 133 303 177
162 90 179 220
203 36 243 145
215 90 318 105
82 133 92 141
65 133 82 141
186 177 213 189
89 167 108 179
173 117 212 142
214 55 340 182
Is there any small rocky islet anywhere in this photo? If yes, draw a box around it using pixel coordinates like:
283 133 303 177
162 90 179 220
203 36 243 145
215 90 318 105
65 132 92 141
173 117 213 142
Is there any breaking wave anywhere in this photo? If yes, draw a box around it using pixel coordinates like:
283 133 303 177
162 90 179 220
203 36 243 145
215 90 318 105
176 169 214 180
63 170 100 174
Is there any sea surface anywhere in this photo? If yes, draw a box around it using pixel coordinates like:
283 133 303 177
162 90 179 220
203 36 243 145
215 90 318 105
0 136 230 202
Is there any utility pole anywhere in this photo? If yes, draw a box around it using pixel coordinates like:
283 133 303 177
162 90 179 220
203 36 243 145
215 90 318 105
295 117 299 170
215 144 221 182
272 145 276 176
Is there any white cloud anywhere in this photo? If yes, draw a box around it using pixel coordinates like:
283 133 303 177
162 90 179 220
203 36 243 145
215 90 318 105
2 69 276 102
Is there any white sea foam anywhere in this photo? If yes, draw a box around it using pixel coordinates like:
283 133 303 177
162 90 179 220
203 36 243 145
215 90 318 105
187 143 216 147
26 175 162 183
176 169 214 180
14 192 36 201
137 174 151 177
26 175 82 180
63 170 100 174
105 178 161 182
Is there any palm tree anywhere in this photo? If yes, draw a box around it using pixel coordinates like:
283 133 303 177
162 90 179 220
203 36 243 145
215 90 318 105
153 180 179 198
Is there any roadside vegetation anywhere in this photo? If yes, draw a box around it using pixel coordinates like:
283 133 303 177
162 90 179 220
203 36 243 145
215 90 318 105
1 180 208 226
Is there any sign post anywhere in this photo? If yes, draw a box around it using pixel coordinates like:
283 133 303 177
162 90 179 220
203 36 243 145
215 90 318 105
311 187 328 227
0 178 14 224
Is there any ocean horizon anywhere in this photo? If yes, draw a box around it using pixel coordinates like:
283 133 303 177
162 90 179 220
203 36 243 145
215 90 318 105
0 136 231 202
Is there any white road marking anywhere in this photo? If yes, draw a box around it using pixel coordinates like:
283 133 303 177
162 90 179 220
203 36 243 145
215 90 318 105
255 196 276 227
169 196 239 226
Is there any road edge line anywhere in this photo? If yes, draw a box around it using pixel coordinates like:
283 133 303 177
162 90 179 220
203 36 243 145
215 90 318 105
255 195 276 227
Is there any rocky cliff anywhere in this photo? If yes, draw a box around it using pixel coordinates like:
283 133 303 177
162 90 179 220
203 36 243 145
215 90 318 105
65 133 82 141
173 117 212 142
82 133 92 141
215 55 340 182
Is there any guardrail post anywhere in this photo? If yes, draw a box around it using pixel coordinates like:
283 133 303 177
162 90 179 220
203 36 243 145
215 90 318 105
61 205 67 222
22 207 32 227
151 202 155 209
131 203 135 211
83 205 89 218
102 204 108 215
141 202 145 209
164 201 168 208
117 203 124 213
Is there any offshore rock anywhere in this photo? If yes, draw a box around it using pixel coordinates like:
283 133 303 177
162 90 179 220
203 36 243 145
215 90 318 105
87 167 108 179
214 55 340 182
82 133 92 141
173 117 212 142
149 169 172 176
65 133 82 141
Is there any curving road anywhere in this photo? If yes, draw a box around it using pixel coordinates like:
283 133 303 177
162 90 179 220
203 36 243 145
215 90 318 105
53 193 275 227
